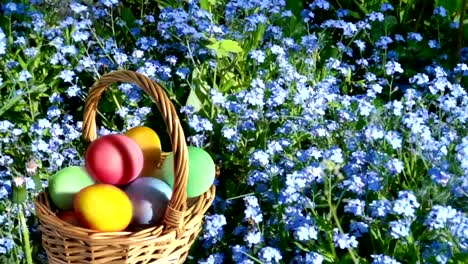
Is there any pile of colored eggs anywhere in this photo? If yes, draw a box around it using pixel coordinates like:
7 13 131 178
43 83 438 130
48 126 216 232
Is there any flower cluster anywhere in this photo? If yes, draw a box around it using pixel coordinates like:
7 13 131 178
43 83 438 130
0 0 467 263
180 1 468 263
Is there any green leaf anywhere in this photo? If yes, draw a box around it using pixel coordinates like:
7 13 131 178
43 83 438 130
120 6 136 27
17 56 27 70
206 39 243 58
185 88 203 112
199 0 210 10
384 15 398 31
199 0 217 10
286 0 304 20
0 85 44 118
293 241 310 252
219 39 243 53
436 0 463 15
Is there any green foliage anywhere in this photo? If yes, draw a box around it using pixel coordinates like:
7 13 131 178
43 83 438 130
206 39 244 58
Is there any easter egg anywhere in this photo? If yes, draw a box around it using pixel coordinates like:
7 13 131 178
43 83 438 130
85 134 144 185
151 167 164 179
48 166 95 210
161 146 215 198
124 177 172 226
124 126 162 177
74 184 133 232
57 210 82 227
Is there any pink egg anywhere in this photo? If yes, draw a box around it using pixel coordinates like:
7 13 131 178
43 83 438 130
85 134 144 185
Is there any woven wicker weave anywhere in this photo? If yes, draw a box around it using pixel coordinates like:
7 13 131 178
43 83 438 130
34 70 216 264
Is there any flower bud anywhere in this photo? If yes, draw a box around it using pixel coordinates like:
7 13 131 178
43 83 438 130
12 176 27 204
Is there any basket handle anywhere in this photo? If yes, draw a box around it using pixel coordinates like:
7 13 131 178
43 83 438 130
81 70 188 234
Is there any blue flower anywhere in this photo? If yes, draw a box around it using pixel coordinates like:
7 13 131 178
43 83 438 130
24 47 39 58
250 150 270 168
175 67 190 79
0 237 14 254
433 6 447 17
357 98 375 116
389 219 411 239
451 176 468 198
333 229 358 249
258 247 282 264
294 224 318 241
371 254 401 264
386 158 404 175
198 253 225 264
392 191 420 218
384 131 402 149
64 84 80 97
448 213 468 251
370 199 392 218
425 205 458 230
244 229 262 246
409 73 429 86
428 39 441 49
0 120 14 132
46 105 61 119
249 50 266 64
336 8 349 18
18 70 32 82
324 146 344 164
376 36 393 49
243 195 263 224
350 221 369 238
354 40 366 51
368 12 384 22
344 199 365 216
385 61 404 75
113 51 128 65
364 125 384 141
422 241 452 264
450 21 460 29
59 69 75 83
380 3 394 12
301 34 319 53
428 167 452 187
0 155 13 166
221 126 239 142
365 171 383 191
100 0 119 8
309 0 330 10
305 252 324 263
188 115 213 133
244 14 268 32
202 214 227 247
407 32 423 42
428 76 451 95
70 2 87 13
232 245 255 264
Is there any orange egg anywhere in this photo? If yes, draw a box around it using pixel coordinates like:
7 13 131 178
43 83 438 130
74 184 133 232
124 126 162 177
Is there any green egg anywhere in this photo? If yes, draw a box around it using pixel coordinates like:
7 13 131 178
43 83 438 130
161 146 215 198
48 166 95 210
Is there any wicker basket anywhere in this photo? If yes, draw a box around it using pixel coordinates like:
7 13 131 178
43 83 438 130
34 70 216 264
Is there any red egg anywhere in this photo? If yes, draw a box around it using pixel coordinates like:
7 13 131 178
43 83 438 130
57 210 82 227
85 134 144 185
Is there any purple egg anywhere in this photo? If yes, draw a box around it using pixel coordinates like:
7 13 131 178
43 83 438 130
124 177 172 226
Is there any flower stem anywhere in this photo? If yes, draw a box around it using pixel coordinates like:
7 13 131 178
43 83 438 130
18 205 33 264
327 174 360 264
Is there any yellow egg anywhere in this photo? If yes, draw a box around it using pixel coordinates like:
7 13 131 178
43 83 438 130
124 126 162 177
74 184 133 232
